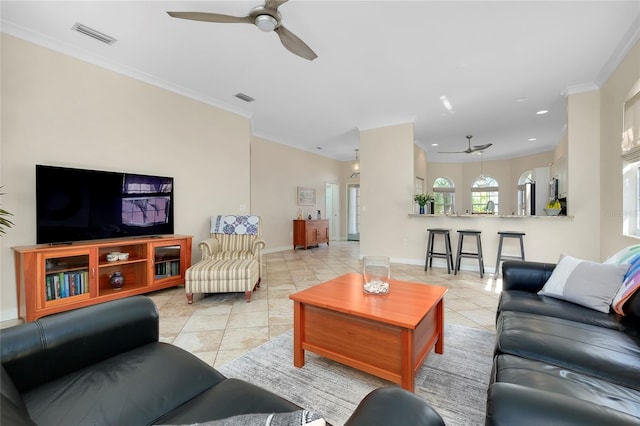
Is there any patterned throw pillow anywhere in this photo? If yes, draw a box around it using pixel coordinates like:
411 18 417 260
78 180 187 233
160 410 325 426
604 245 640 315
538 255 629 313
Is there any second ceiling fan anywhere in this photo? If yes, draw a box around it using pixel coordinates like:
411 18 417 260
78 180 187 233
439 135 492 154
167 0 317 61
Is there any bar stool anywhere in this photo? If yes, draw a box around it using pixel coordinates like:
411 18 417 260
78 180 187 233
425 228 454 274
494 231 526 277
454 230 485 278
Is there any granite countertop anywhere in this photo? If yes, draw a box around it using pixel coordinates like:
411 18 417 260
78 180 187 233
408 213 573 219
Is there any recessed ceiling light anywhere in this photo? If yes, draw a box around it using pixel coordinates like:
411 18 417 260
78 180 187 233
528 138 537 141
439 95 455 114
431 143 439 147
515 97 527 103
316 147 322 150
536 110 549 115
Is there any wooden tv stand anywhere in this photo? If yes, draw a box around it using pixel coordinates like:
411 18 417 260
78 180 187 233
12 235 192 322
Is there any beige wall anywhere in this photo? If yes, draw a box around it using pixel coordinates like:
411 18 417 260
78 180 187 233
250 136 343 252
414 144 428 184
359 122 415 259
1 34 252 320
566 90 601 258
600 39 640 259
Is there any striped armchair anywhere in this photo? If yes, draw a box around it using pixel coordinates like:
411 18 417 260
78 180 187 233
185 216 266 304
198 215 266 281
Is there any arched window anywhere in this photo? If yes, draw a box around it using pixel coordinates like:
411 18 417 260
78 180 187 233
433 177 455 214
471 176 499 214
518 171 533 185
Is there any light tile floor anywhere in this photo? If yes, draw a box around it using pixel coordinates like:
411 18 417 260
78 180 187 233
146 241 502 368
1 241 502 368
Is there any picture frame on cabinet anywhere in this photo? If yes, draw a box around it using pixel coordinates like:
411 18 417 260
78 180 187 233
297 187 316 206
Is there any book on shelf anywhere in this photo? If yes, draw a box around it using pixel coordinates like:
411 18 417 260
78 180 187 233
45 270 89 301
155 259 180 278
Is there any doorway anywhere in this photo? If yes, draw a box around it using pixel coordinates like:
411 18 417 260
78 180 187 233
325 182 340 241
347 183 360 241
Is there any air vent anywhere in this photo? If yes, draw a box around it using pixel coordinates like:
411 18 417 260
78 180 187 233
234 93 255 102
71 23 117 45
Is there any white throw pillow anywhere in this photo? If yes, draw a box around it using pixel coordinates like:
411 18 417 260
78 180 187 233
538 255 629 313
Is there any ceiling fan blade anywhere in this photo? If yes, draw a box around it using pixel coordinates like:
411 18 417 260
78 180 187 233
167 11 252 24
439 135 491 154
471 143 493 152
275 25 318 60
265 0 289 10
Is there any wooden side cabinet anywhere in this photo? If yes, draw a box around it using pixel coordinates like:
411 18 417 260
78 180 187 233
12 235 192 322
293 219 329 250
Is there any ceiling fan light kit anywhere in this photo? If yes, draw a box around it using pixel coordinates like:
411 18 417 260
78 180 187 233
254 14 278 32
167 0 317 61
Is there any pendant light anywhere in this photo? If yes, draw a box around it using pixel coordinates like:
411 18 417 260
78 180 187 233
351 149 360 178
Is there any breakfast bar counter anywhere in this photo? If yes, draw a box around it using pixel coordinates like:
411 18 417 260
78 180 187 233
405 213 579 274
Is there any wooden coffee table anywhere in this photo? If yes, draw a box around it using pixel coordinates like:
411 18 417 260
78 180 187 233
289 273 447 391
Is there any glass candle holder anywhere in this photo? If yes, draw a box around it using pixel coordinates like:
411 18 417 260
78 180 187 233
363 256 390 295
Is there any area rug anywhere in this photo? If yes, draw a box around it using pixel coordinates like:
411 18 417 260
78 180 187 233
218 323 495 426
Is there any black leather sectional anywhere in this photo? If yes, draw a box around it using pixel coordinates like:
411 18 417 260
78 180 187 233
0 296 444 426
486 261 640 425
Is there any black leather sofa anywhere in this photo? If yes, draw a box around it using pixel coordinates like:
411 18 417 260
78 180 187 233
1 296 445 426
486 261 640 425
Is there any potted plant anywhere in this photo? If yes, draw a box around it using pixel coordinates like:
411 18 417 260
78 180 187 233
0 186 14 235
414 193 434 215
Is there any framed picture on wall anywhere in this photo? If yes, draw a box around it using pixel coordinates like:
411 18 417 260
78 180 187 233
297 187 316 205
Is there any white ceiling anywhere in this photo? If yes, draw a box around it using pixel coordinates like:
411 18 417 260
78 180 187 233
2 1 639 162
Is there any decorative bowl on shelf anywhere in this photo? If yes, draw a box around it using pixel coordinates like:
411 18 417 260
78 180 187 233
106 252 120 262
117 252 129 261
543 208 561 216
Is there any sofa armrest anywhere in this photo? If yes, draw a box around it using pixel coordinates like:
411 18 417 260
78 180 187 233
501 261 556 293
486 383 640 426
1 365 35 425
0 296 159 393
199 238 220 260
344 387 445 426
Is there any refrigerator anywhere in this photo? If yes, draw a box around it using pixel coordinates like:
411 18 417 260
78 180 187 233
523 182 535 215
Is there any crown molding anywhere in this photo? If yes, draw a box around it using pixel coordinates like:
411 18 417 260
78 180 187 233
356 116 416 132
560 13 639 97
562 83 601 96
1 20 253 120
594 14 640 88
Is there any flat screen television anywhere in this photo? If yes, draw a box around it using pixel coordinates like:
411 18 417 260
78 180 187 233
36 165 174 244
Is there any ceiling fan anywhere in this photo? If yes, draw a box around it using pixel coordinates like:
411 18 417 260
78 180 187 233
167 0 317 61
439 135 493 154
